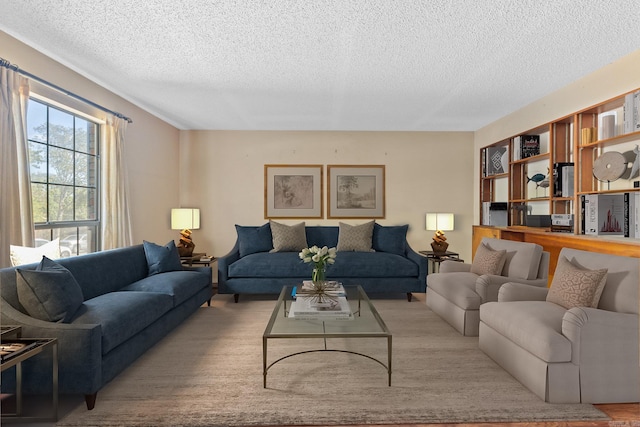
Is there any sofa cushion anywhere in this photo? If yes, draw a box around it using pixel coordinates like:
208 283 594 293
372 223 407 255
337 221 374 252
470 243 506 276
427 272 482 310
121 270 210 307
480 301 572 362
235 223 273 256
228 251 417 279
269 221 308 252
480 238 543 280
10 238 61 266
143 240 183 275
546 255 608 309
71 291 174 354
16 256 84 323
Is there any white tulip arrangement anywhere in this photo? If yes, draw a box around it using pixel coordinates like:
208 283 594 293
299 245 337 283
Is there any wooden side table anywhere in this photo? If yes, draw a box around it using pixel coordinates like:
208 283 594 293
1 326 58 422
419 250 464 274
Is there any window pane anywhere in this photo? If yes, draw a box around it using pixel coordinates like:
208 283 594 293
49 108 74 149
75 118 98 155
75 152 97 186
49 146 74 185
75 187 97 221
48 184 74 221
28 141 47 182
27 100 47 143
31 183 47 223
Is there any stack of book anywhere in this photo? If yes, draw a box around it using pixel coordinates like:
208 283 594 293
289 282 352 320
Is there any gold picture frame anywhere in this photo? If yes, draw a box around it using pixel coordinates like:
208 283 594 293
264 164 323 219
327 165 385 219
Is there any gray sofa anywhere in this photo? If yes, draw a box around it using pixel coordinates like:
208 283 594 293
479 247 639 403
0 243 212 410
218 223 427 301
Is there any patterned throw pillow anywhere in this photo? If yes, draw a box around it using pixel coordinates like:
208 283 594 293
546 256 608 310
269 221 308 252
336 221 375 252
470 243 507 276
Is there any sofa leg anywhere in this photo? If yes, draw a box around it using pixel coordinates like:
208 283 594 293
407 292 412 302
234 294 239 303
85 392 97 410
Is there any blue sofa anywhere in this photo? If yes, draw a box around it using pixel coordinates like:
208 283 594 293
218 223 427 302
0 244 212 410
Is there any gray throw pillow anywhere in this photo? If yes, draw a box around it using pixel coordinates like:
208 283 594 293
269 221 308 252
470 243 507 276
16 256 84 323
143 240 183 275
337 221 375 252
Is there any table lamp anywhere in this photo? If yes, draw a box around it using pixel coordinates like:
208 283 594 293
426 213 454 254
171 208 200 257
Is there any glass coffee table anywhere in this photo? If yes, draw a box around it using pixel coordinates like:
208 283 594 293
262 285 392 388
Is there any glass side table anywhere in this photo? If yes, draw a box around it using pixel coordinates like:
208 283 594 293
419 250 464 274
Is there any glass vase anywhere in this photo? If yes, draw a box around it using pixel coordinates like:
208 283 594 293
312 266 326 285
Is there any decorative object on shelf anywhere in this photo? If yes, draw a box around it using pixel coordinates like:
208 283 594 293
593 151 626 189
171 208 200 257
299 245 337 284
630 145 639 179
426 212 454 254
527 168 549 198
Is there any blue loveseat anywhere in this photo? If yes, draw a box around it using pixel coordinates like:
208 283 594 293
0 243 212 410
218 223 427 302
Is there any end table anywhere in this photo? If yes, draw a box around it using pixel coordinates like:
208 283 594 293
419 250 464 274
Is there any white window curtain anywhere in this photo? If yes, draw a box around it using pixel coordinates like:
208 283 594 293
100 116 133 250
0 67 33 268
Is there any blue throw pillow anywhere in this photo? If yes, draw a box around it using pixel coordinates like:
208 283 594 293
16 256 84 323
143 240 183 275
372 223 408 255
235 224 273 257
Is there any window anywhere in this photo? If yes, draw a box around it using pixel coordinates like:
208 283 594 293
27 98 100 256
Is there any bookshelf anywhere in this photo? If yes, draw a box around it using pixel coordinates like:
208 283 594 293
478 88 640 258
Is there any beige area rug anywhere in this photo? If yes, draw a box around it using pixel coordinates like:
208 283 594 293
56 293 608 426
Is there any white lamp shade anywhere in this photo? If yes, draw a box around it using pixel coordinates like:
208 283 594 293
426 213 454 231
171 208 200 230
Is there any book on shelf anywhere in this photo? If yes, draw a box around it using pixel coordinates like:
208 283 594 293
624 192 640 238
582 193 625 236
623 90 640 134
520 135 540 159
288 296 353 320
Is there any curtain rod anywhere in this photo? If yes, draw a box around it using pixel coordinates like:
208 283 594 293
0 57 133 123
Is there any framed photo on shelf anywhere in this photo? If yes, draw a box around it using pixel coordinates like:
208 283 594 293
327 165 385 219
264 164 323 219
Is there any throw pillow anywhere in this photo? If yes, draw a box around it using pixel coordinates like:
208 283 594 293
337 221 375 252
372 223 408 255
546 256 608 310
470 243 507 276
143 240 183 275
269 221 308 252
10 238 62 266
235 223 273 257
16 256 84 323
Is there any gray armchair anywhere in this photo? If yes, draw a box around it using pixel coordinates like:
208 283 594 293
479 248 639 403
426 238 549 336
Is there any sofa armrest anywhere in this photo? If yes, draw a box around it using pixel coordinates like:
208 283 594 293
406 245 428 290
439 261 471 273
1 299 102 394
217 241 241 292
477 275 548 303
498 282 549 302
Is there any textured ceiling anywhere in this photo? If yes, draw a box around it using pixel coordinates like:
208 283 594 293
1 1 640 131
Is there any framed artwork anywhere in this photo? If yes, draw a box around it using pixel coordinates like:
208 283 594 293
327 165 385 219
264 164 323 219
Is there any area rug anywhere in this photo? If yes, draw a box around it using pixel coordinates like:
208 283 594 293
56 293 608 426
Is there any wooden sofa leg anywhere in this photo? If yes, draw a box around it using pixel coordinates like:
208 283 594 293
407 292 412 302
234 293 239 303
85 392 97 410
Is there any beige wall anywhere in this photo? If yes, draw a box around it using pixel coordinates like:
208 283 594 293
473 49 640 224
179 131 475 266
2 31 181 245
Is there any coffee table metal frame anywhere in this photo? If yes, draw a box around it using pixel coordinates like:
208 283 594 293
262 285 392 388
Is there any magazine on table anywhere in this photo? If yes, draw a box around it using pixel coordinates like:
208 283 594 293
289 296 353 320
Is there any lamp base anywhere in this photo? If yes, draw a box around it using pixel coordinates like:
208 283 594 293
431 241 449 255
